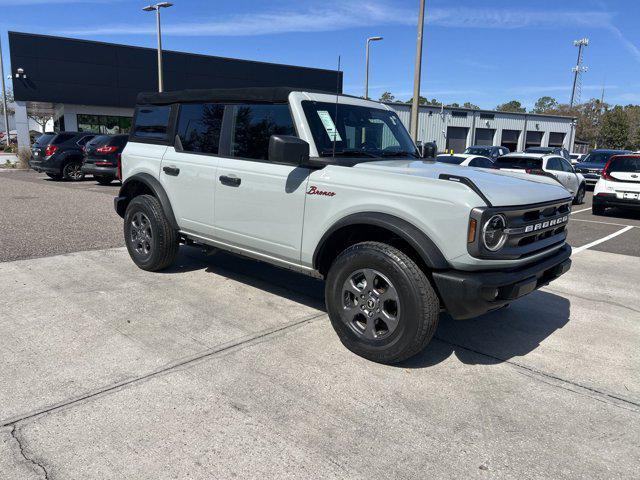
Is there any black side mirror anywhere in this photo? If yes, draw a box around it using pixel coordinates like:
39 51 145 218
422 141 437 159
268 135 310 166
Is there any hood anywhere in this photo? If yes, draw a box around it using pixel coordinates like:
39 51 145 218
353 159 571 207
576 162 606 170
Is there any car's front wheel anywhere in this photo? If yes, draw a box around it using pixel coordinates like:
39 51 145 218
62 161 84 181
124 194 179 271
325 241 440 364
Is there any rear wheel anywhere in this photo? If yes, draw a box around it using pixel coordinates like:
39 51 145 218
124 194 179 271
325 241 439 364
95 176 113 185
62 161 84 181
45 172 62 180
573 184 585 205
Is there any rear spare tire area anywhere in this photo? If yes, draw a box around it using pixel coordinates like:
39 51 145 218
124 194 179 271
325 241 440 364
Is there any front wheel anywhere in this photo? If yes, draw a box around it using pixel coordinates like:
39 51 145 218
573 184 586 205
124 195 179 271
325 241 440 364
62 162 84 181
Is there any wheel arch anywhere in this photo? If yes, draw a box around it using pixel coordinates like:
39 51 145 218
116 173 178 229
313 212 449 277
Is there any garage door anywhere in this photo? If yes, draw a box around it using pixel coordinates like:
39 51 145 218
526 131 543 148
501 129 520 152
446 127 468 153
549 132 565 147
475 128 495 146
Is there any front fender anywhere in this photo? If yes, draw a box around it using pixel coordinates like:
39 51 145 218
116 173 178 229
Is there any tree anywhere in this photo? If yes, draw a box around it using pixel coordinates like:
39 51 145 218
599 106 630 149
532 96 559 114
463 102 480 109
379 92 395 103
448 102 460 108
406 96 441 106
496 100 526 113
0 89 14 116
28 113 52 131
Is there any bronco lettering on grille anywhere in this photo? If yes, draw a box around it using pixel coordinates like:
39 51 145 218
307 186 336 197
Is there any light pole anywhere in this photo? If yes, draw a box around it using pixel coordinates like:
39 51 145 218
0 36 10 146
364 36 383 100
410 0 426 141
143 2 173 93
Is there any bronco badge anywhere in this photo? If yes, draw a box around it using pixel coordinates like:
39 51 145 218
307 186 336 197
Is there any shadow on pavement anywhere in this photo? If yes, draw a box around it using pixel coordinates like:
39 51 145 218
163 247 571 367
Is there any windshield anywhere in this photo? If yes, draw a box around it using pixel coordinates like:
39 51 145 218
301 101 418 159
582 151 620 164
436 155 466 165
465 147 491 155
495 157 542 169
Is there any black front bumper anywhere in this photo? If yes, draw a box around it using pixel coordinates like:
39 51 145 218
81 163 117 178
593 193 640 210
432 244 572 320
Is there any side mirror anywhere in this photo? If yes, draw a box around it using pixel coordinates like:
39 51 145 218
268 135 309 166
421 141 437 159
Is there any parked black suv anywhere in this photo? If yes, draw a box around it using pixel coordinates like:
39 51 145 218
82 134 128 185
30 132 96 180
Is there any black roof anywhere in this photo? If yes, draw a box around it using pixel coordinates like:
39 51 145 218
136 86 334 106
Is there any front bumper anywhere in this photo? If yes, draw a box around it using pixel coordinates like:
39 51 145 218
432 244 572 319
81 163 117 178
593 193 640 210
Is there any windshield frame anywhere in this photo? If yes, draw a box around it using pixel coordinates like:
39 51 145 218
300 100 418 162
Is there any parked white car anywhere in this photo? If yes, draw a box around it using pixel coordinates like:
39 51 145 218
593 154 640 215
435 153 495 168
495 153 586 204
115 87 573 363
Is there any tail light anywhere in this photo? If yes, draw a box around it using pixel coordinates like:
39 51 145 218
45 145 58 157
116 153 122 181
96 145 119 154
601 158 615 181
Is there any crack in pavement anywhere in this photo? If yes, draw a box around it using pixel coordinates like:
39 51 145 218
433 336 640 413
543 287 640 315
1 312 326 428
10 425 51 480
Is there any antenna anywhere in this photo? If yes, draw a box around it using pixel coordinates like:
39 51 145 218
332 55 341 159
570 38 589 108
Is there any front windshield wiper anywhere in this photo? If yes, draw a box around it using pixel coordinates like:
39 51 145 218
380 150 419 158
319 149 379 158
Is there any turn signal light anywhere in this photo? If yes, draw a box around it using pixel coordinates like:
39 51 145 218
468 218 477 243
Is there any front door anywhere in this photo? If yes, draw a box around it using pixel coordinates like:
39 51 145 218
213 103 308 264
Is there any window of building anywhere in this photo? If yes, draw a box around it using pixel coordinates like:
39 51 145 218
451 110 467 118
177 103 224 154
549 132 565 147
525 131 544 149
78 114 133 135
229 104 295 160
480 113 495 120
131 105 171 140
501 129 520 152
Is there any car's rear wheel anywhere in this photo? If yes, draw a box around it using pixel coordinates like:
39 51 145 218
45 172 62 180
325 241 439 364
62 162 84 181
94 176 113 185
124 194 179 271
573 184 586 205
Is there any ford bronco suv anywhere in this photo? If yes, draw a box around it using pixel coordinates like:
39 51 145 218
115 87 572 364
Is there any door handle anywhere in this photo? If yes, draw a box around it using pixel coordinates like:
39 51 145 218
219 175 241 187
163 166 180 176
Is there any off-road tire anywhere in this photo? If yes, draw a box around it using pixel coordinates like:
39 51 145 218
124 194 179 271
95 176 113 185
62 161 84 181
592 204 605 216
325 241 440 364
45 172 62 180
573 184 585 205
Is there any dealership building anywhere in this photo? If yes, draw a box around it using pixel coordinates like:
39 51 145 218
9 31 576 153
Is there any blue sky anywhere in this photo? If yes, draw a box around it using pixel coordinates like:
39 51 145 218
2 0 639 110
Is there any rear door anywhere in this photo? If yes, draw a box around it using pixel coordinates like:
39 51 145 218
560 158 579 194
160 103 224 238
546 157 573 192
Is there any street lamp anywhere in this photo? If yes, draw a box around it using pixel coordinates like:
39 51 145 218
364 36 383 100
143 2 173 92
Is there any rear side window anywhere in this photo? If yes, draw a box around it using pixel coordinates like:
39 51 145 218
495 157 543 169
52 133 75 145
76 135 95 146
88 135 110 147
132 105 172 140
34 133 55 146
436 155 465 165
609 156 640 172
177 103 224 154
229 104 295 160
546 158 562 171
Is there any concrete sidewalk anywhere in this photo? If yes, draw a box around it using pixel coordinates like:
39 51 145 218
1 246 639 479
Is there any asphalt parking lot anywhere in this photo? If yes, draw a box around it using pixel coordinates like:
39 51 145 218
1 170 639 479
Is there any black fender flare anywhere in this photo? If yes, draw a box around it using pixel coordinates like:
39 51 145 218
313 212 450 271
116 173 178 229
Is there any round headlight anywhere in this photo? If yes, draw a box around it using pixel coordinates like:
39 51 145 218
482 214 508 251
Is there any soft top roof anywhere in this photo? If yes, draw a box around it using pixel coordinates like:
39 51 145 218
136 86 334 106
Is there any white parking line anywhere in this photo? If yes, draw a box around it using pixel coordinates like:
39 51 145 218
571 218 635 228
571 207 592 215
573 226 635 254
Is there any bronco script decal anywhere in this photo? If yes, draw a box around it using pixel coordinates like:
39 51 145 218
307 185 336 197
